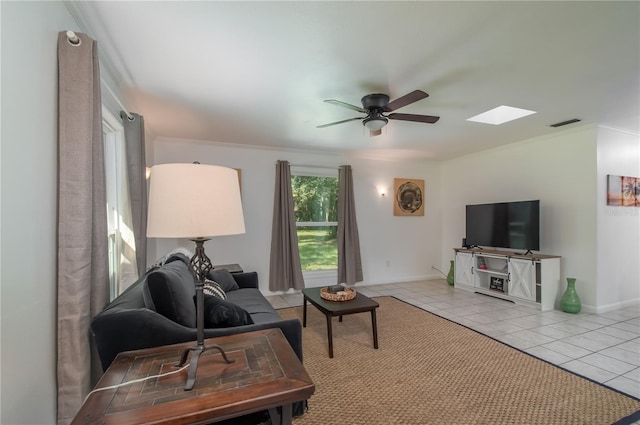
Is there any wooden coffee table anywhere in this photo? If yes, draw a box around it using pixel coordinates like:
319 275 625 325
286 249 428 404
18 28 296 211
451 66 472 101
302 287 379 358
72 328 314 425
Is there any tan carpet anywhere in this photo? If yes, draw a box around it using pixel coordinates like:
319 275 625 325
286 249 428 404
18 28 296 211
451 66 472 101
278 296 640 425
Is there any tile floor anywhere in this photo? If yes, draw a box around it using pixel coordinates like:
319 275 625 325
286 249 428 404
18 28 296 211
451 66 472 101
266 279 640 401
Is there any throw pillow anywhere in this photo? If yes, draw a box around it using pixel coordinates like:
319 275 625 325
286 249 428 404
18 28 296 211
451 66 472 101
146 248 193 272
145 260 196 328
207 268 239 292
199 294 254 328
203 279 226 300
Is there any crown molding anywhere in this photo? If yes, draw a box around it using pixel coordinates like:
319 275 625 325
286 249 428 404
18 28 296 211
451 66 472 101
63 1 133 89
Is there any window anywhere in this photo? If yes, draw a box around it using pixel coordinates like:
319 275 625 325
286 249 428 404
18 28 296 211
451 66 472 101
103 107 138 299
291 169 338 271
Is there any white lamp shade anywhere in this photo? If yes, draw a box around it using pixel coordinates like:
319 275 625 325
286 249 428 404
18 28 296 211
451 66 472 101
146 163 246 239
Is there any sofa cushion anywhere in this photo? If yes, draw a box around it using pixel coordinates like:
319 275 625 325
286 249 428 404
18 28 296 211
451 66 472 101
226 288 283 325
201 294 253 328
144 260 196 328
207 268 239 292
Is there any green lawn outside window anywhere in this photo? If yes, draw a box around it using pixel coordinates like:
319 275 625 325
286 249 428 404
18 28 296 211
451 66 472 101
297 227 337 271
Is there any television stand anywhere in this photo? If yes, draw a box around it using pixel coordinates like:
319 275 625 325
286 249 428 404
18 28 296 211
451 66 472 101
453 248 561 311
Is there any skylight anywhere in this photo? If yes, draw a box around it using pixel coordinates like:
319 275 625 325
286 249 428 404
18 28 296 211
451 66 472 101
467 105 536 125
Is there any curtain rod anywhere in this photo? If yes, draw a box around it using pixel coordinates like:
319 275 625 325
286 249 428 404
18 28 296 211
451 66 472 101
66 31 134 121
289 164 337 170
281 162 345 170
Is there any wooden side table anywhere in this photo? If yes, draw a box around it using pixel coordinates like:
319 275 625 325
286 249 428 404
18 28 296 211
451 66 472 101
73 329 314 425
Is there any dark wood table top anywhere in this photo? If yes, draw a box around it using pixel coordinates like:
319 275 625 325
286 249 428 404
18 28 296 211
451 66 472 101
72 328 314 425
302 286 379 314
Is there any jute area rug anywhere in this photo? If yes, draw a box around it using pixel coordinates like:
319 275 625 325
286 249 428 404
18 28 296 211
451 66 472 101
278 296 640 425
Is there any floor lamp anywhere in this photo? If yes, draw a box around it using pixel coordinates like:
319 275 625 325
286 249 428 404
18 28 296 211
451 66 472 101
146 163 246 390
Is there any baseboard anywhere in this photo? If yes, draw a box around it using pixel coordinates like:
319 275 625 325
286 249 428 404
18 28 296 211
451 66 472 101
355 274 441 286
595 297 640 314
262 274 444 296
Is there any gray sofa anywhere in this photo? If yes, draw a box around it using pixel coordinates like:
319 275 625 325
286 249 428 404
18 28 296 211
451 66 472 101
91 253 305 416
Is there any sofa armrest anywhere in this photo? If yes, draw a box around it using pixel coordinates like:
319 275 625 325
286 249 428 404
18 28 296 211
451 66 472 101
91 307 303 371
232 271 258 289
91 308 199 371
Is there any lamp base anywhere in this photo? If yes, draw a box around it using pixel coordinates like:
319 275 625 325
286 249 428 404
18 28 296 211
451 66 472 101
178 343 235 391
177 238 235 391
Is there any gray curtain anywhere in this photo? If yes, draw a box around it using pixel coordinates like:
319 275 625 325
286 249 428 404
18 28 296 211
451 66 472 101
57 31 109 424
268 160 305 290
121 112 147 274
337 165 363 284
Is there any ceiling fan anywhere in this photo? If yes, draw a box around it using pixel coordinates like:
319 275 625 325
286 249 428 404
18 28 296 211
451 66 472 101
317 90 440 136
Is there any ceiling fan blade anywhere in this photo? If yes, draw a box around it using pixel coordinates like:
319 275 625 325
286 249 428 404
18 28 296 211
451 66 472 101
383 90 429 112
369 129 382 137
316 117 363 128
324 99 367 113
388 113 440 124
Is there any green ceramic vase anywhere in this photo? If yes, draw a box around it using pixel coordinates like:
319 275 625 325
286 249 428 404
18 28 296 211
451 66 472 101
447 260 455 286
560 277 581 313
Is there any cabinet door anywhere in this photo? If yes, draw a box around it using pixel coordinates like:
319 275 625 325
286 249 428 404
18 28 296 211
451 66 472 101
508 258 535 301
454 252 474 287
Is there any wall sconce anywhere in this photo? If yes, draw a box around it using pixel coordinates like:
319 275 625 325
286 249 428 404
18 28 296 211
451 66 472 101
377 186 386 197
145 167 152 180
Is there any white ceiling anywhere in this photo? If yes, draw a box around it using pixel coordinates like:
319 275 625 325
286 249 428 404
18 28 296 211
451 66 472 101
72 1 640 161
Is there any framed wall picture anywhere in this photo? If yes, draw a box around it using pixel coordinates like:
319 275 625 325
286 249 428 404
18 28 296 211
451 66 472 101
607 174 640 207
393 178 425 216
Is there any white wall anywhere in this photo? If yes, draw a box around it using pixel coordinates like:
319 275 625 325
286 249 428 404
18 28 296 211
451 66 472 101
441 126 600 310
151 138 443 294
0 2 77 423
596 126 640 312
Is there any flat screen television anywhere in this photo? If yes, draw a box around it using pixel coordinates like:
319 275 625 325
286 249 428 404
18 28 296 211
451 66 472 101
465 200 540 252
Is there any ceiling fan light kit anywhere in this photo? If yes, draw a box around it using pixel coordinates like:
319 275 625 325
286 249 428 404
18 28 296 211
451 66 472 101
317 90 440 136
363 115 388 131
